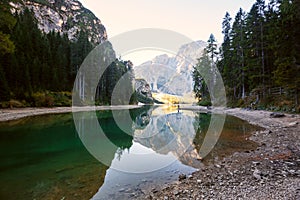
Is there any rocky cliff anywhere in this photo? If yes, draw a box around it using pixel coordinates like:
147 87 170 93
134 40 207 96
11 0 107 44
135 79 154 104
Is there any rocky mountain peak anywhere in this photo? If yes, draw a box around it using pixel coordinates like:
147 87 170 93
11 0 107 44
134 40 207 97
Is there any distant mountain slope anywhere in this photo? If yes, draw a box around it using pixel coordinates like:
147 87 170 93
134 40 207 96
11 0 107 44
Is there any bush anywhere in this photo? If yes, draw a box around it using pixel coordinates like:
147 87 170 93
32 91 72 107
32 92 54 107
50 92 72 106
199 100 212 106
7 99 25 108
0 99 30 108
237 99 245 107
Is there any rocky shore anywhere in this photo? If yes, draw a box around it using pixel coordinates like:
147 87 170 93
143 108 300 200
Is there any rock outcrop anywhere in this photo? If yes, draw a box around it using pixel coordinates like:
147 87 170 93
135 79 154 104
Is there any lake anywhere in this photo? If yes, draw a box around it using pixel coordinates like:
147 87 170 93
0 106 258 199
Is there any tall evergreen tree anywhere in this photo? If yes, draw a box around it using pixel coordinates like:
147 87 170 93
273 0 299 105
206 34 218 64
218 12 232 88
230 8 247 99
193 50 212 102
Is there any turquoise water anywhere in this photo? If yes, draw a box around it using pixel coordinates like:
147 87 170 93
0 106 258 200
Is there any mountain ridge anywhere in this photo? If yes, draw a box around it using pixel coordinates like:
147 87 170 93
134 40 207 97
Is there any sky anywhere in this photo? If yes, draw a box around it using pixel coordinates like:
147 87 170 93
79 0 257 65
80 0 257 42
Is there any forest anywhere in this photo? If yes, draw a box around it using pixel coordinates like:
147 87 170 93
193 0 300 112
0 1 135 107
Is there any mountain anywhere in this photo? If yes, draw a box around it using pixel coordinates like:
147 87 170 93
134 40 207 97
10 0 107 44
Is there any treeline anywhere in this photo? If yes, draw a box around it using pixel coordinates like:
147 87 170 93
194 0 300 111
0 2 135 107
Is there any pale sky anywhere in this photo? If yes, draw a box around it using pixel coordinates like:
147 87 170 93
79 0 257 65
80 0 256 42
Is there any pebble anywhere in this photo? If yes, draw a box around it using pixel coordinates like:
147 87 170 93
253 169 262 180
179 174 187 181
215 164 221 168
289 122 298 126
173 190 180 195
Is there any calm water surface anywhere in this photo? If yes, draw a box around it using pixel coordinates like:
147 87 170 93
0 106 258 200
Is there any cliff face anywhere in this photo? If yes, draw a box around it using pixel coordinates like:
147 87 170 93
135 79 154 104
11 0 107 44
134 40 207 96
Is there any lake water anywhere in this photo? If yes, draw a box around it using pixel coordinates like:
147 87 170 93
0 106 258 200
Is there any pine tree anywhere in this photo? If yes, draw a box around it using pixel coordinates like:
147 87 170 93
230 8 247 99
219 12 232 87
206 34 218 63
245 0 267 96
273 0 299 105
193 49 213 103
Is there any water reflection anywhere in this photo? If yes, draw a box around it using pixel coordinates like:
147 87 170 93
91 106 197 199
74 106 203 173
87 106 257 199
0 106 258 200
133 107 202 167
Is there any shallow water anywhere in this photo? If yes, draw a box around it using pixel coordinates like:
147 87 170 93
0 106 258 199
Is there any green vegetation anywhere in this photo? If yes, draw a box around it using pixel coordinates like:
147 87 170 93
192 34 217 106
193 0 300 112
0 3 135 107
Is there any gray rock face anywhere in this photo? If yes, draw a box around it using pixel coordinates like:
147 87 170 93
11 0 107 44
135 79 154 104
134 40 207 96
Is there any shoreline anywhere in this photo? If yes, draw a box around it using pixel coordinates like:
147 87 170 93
0 105 142 122
0 105 298 125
